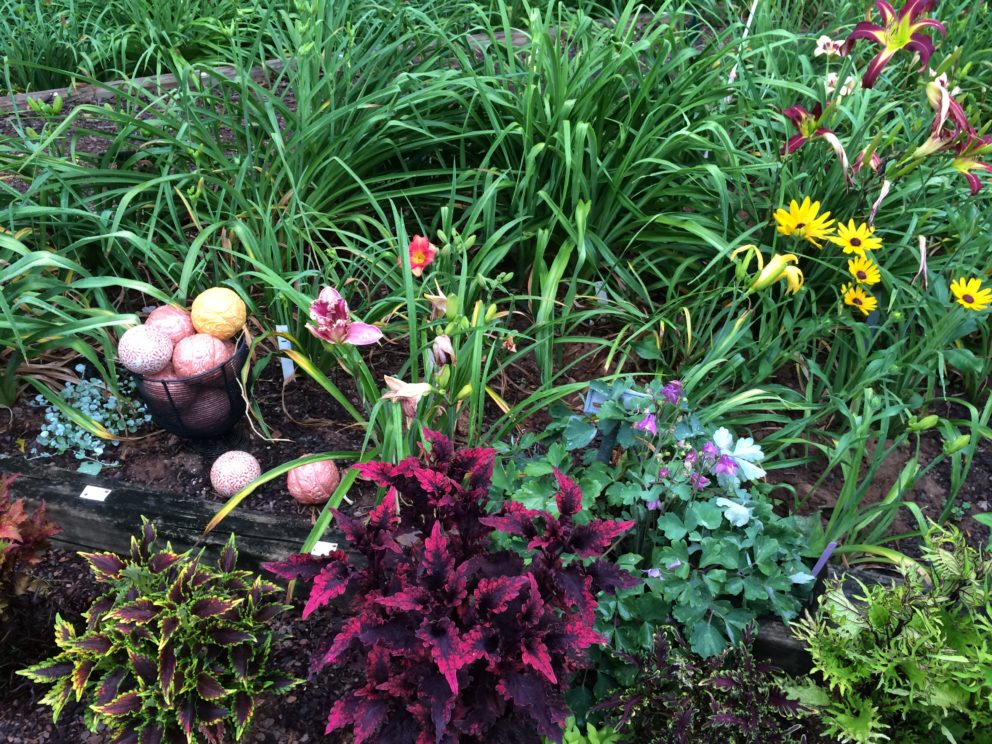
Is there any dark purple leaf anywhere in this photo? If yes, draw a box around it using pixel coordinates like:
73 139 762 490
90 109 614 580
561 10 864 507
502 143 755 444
177 697 195 737
566 519 635 557
23 661 72 681
110 728 139 744
584 559 641 594
93 691 141 717
218 539 238 573
71 660 95 697
479 502 544 539
128 651 157 685
521 637 557 683
209 627 255 646
421 672 455 742
497 672 568 740
472 576 528 616
415 617 479 695
196 700 227 724
81 552 125 581
160 615 179 645
148 551 183 574
96 668 127 705
190 597 240 619
233 692 254 732
71 633 112 654
139 724 163 744
107 600 157 624
418 522 453 591
196 673 227 700
159 642 177 702
230 644 250 680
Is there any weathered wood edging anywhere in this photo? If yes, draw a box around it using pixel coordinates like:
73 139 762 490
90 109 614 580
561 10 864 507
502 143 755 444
0 454 328 568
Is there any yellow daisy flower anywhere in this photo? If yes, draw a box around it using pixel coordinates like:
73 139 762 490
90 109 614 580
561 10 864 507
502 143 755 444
950 277 992 311
842 283 878 316
830 220 882 255
847 255 881 285
774 197 836 248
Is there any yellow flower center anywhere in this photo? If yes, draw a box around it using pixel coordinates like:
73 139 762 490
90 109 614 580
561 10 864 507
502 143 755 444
412 250 426 264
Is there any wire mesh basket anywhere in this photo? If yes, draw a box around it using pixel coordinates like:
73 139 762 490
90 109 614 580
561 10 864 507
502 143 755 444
132 336 251 439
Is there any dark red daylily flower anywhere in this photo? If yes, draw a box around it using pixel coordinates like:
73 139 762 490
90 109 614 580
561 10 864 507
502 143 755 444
782 104 851 181
844 0 945 88
952 135 992 195
926 72 973 139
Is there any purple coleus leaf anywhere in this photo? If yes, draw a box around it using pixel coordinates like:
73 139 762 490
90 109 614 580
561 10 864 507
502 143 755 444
497 672 569 741
416 617 480 694
190 597 241 619
472 576 528 616
419 521 454 592
80 552 125 581
93 691 141 717
262 552 330 582
303 556 353 619
478 501 544 539
566 519 635 557
553 469 583 519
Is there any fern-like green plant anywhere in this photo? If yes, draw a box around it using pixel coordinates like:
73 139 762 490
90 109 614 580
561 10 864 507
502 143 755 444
785 522 992 744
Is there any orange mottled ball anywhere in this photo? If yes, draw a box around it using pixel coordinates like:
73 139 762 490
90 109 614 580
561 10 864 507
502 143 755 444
286 457 341 505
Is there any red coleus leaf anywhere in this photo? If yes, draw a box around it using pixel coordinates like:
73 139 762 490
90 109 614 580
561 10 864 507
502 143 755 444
262 552 330 582
418 521 453 592
415 617 479 694
375 588 426 612
81 552 125 581
565 519 634 557
521 636 558 684
422 428 454 464
479 501 544 539
472 575 528 616
319 616 363 669
190 596 241 619
553 469 583 519
420 671 456 740
303 557 353 619
352 460 398 488
93 690 142 717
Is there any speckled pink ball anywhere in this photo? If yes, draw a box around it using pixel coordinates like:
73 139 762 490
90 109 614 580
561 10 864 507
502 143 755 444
145 305 195 345
287 457 341 505
210 451 261 497
118 326 173 375
172 333 229 378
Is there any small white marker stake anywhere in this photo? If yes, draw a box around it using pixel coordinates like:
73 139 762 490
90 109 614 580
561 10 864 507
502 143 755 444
275 325 295 382
79 486 112 502
310 541 338 557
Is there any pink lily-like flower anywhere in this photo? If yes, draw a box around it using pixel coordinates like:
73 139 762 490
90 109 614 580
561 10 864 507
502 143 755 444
844 0 945 89
782 104 852 182
307 287 384 346
852 148 883 174
951 135 992 195
381 376 432 420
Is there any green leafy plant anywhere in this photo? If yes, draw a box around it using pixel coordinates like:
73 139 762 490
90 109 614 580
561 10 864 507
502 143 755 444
20 520 299 743
29 365 151 470
495 378 815 659
597 626 812 744
546 717 621 744
785 521 992 744
0 476 59 618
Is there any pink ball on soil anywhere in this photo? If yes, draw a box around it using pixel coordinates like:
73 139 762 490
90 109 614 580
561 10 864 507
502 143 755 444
172 333 229 379
286 457 341 506
118 326 173 375
145 305 195 346
210 450 261 497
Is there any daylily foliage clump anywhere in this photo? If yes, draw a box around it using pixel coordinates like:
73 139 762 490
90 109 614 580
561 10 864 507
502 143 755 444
265 430 635 744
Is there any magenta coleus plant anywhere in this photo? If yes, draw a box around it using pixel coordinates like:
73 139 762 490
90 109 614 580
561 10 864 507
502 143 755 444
265 430 636 744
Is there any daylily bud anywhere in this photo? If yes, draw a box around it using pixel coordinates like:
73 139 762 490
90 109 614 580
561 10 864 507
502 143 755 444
907 414 939 432
445 294 460 321
432 335 455 367
484 304 499 323
943 434 971 455
455 384 473 401
436 365 451 389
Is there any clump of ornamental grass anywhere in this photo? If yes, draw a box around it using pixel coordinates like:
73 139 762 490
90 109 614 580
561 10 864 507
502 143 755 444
266 429 637 744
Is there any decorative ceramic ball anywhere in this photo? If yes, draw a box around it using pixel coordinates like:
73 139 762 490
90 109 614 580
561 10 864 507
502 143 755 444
118 326 173 375
191 287 247 341
286 457 341 506
138 364 196 410
222 340 236 361
210 450 261 497
180 388 231 434
144 305 195 345
172 334 229 379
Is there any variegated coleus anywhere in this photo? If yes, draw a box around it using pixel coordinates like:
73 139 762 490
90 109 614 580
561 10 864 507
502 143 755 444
265 429 637 744
19 519 298 744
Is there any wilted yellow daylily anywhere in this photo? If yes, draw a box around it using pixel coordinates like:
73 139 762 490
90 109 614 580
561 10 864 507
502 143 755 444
381 376 433 420
732 245 805 295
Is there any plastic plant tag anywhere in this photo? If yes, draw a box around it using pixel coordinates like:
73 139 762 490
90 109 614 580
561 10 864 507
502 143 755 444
275 324 295 381
79 485 112 502
310 541 338 557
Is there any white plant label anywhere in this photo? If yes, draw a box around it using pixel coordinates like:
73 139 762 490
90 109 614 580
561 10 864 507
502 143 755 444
79 486 112 502
310 541 338 557
275 324 295 381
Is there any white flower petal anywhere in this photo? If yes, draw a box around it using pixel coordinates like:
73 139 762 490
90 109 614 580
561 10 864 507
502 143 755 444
712 427 734 452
